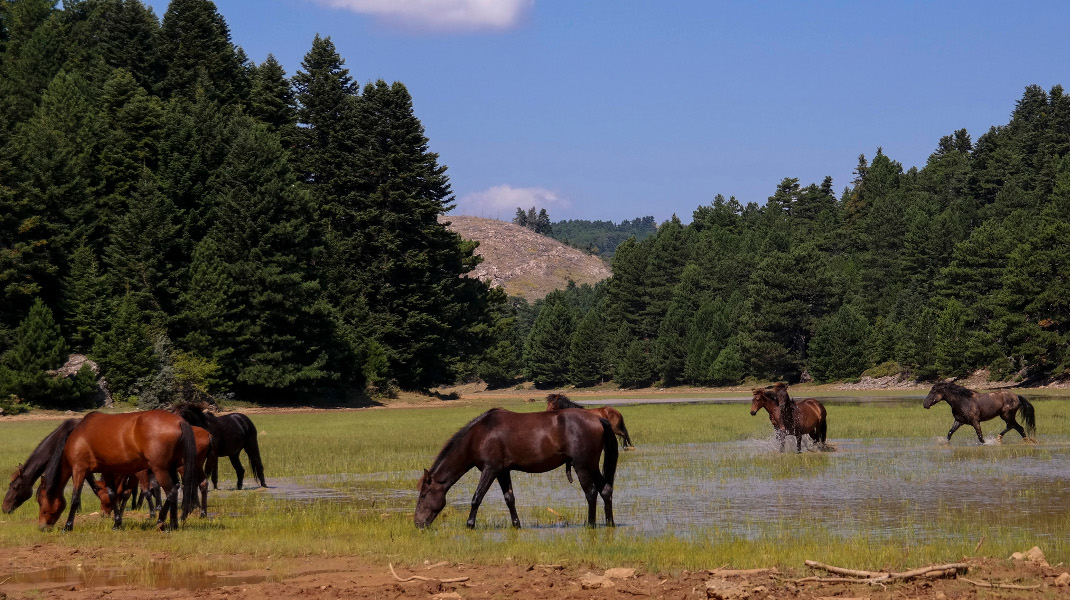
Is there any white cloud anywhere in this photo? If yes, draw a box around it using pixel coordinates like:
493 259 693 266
455 184 571 219
313 0 533 32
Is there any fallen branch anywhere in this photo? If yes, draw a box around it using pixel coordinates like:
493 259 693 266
389 563 469 583
799 561 967 584
709 567 778 577
960 577 1041 590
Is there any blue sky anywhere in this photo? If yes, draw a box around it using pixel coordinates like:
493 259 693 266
144 1 1070 223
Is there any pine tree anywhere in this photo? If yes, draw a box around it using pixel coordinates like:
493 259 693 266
640 215 687 338
205 118 337 393
157 0 246 105
653 264 705 385
615 340 653 388
0 297 67 402
933 299 970 378
524 298 574 388
84 0 162 91
62 244 108 352
808 304 870 381
105 174 182 323
92 292 156 399
708 338 744 385
569 304 607 387
343 79 494 388
473 287 522 389
176 236 240 386
248 54 297 146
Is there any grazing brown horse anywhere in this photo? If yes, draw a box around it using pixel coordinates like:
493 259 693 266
36 410 200 531
4 419 81 515
923 381 1036 444
94 426 214 524
750 384 828 453
414 408 617 529
172 402 266 490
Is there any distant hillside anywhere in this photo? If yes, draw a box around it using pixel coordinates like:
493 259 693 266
442 216 612 300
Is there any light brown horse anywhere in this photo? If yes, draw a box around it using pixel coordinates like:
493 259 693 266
750 383 828 453
545 394 633 448
36 410 201 531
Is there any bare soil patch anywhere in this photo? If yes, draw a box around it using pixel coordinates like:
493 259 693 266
1 544 1065 599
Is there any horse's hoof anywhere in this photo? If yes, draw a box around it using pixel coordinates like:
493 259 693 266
623 446 636 452
996 435 1003 445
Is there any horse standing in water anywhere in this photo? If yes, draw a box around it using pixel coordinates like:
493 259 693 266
545 394 634 449
36 410 201 531
923 381 1036 444
414 408 617 529
750 384 828 453
172 402 266 490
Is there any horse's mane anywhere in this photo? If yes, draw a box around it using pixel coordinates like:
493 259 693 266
14 419 80 490
547 393 584 409
930 381 974 403
771 383 794 406
170 401 215 427
41 418 83 497
429 409 502 474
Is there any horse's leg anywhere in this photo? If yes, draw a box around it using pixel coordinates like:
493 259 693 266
64 467 88 532
970 420 985 445
796 433 803 453
496 472 521 528
564 459 573 484
228 454 245 490
777 429 786 453
946 420 963 442
573 467 602 527
466 468 497 529
199 472 208 518
151 468 177 530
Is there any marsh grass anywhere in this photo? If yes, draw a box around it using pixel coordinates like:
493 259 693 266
1 397 1069 574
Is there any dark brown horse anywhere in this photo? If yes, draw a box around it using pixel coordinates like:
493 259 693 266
4 419 81 515
414 408 617 529
923 382 1036 444
750 384 828 453
172 402 266 490
36 410 200 531
545 394 634 448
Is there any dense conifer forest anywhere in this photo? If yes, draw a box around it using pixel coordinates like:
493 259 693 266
1 1 1068 410
0 0 496 407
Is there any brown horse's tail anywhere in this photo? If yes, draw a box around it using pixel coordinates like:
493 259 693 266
618 415 634 448
179 421 197 520
1018 396 1036 439
599 418 617 488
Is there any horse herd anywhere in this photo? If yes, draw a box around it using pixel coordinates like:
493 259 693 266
3 382 1040 533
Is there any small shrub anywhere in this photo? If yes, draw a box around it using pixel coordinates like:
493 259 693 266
862 361 903 379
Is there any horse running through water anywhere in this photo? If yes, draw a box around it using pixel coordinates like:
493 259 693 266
923 381 1036 444
750 384 828 453
36 410 201 531
172 402 266 490
414 408 617 529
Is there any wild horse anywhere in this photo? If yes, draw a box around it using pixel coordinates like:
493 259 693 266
36 410 201 531
750 383 828 453
923 381 1036 444
545 394 634 449
172 402 266 490
414 408 617 529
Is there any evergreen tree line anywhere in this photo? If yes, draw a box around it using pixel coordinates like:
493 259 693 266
480 85 1070 389
511 206 552 234
549 215 657 258
0 0 497 408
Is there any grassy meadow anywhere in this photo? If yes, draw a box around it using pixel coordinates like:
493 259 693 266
1 395 1069 574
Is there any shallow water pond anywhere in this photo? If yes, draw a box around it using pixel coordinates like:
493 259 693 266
251 434 1070 546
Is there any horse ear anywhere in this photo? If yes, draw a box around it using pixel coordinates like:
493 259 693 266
418 469 430 489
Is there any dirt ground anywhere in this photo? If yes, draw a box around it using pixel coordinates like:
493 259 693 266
1 543 1067 600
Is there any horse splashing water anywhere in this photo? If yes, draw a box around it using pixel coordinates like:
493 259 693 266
750 383 828 453
923 381 1036 444
414 408 617 529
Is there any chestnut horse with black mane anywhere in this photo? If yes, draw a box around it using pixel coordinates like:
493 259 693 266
172 402 266 490
923 381 1036 444
36 410 201 531
415 408 617 529
750 383 828 453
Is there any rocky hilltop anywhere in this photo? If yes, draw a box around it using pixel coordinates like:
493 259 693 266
442 215 612 300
